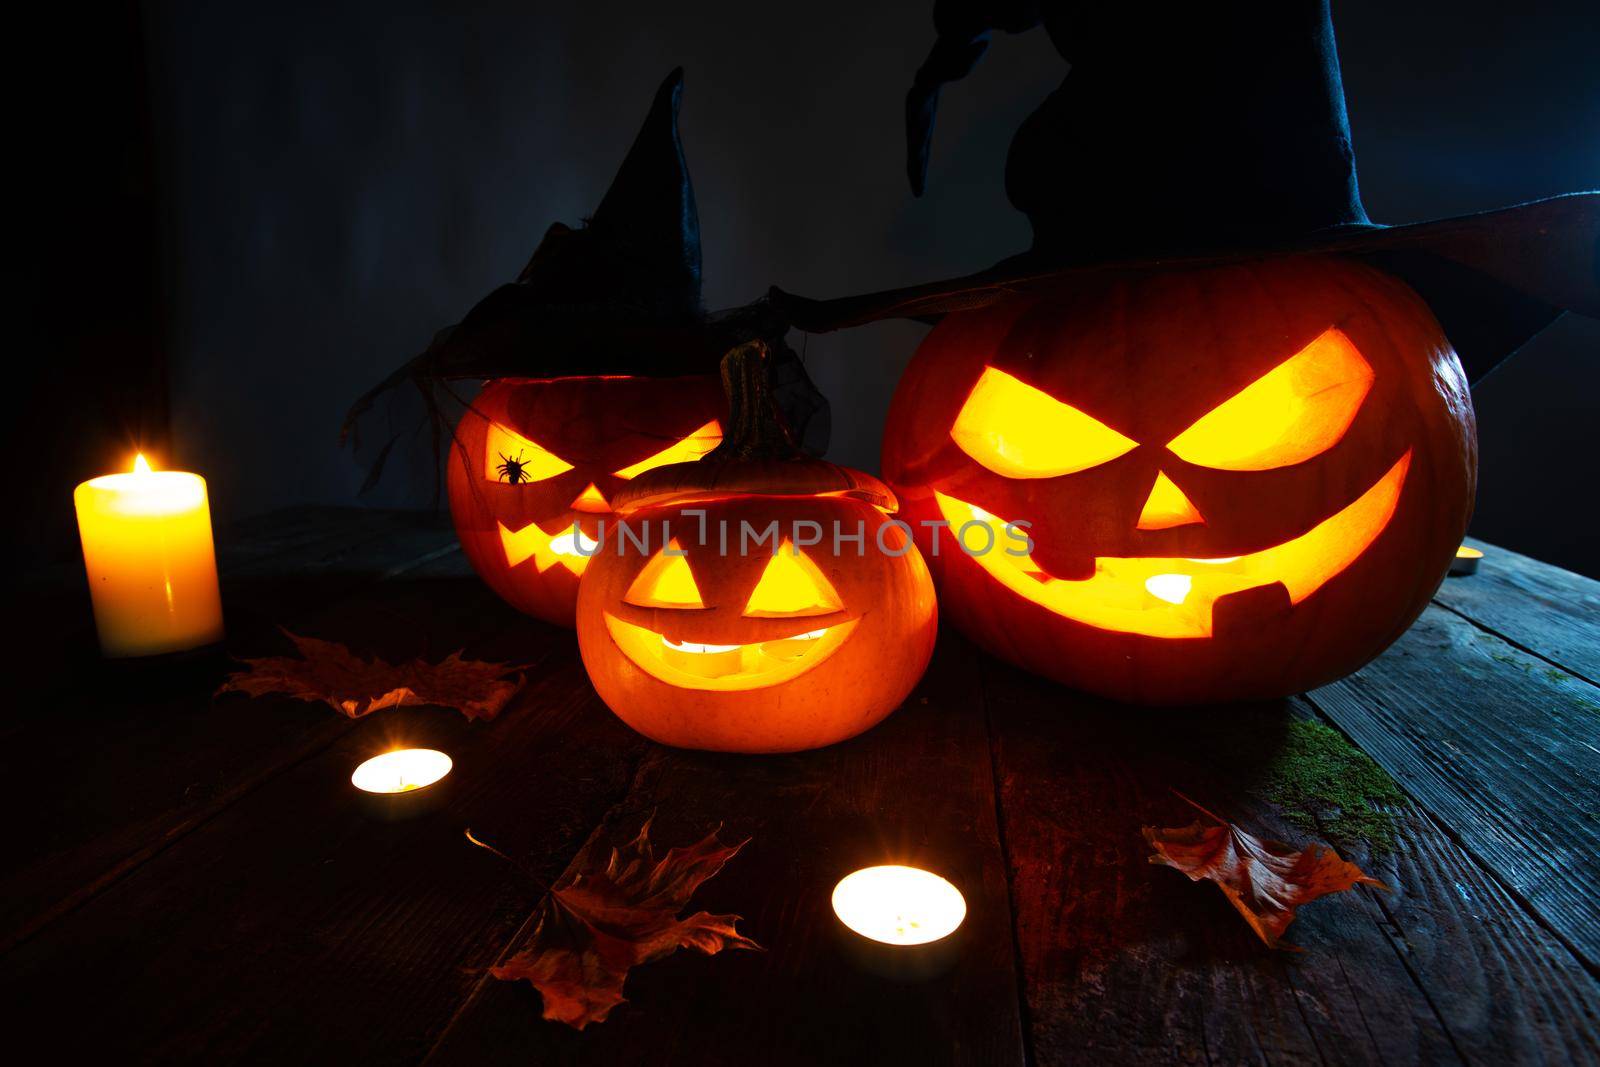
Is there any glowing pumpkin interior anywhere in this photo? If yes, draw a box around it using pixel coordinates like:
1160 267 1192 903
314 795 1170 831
937 328 1406 639
604 539 857 690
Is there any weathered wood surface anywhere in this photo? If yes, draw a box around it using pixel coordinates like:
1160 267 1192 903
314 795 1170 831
984 661 1600 1065
1 510 471 950
5 507 1597 1065
1432 537 1600 685
425 633 1026 1067
1312 587 1600 973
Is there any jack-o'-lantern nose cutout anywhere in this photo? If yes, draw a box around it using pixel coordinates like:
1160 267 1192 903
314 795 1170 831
743 542 844 618
1136 471 1205 530
623 541 705 609
570 483 611 513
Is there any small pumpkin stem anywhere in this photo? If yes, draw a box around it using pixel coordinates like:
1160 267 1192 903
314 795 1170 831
711 339 803 461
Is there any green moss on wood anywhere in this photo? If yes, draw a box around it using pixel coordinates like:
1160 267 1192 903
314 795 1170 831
1256 720 1407 853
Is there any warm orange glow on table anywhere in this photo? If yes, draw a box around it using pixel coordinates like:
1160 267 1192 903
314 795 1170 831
350 749 453 794
831 865 967 946
73 454 224 658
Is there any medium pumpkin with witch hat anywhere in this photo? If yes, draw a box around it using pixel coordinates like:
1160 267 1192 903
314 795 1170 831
776 0 1599 705
449 373 723 626
577 341 938 754
443 73 724 626
345 71 824 628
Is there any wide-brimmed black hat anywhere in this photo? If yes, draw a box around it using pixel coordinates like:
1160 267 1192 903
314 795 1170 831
771 0 1599 383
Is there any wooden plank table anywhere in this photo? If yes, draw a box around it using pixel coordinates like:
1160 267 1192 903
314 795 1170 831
5 512 1596 1064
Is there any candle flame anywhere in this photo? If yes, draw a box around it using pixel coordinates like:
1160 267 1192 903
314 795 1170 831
133 453 153 475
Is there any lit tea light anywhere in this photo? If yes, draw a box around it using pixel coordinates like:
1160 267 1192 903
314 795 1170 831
351 748 453 819
1449 545 1484 576
831 865 967 979
74 453 224 658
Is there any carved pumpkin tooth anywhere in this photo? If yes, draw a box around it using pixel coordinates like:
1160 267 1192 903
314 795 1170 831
1025 544 1097 583
1211 582 1294 640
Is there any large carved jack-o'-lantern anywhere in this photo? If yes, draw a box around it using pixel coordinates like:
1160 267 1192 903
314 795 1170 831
448 375 724 627
771 2 1596 707
882 256 1476 705
578 342 937 752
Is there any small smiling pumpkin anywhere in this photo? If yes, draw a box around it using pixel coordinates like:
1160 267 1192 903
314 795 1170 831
577 342 937 752
448 375 724 627
882 256 1475 704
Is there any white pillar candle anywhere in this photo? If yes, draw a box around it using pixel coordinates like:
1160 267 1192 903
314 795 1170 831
73 454 225 658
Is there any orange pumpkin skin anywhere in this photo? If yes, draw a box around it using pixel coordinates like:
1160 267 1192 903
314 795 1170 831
576 496 938 753
883 256 1477 705
447 375 723 627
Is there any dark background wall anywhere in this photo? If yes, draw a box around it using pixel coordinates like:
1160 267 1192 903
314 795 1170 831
25 1 1599 575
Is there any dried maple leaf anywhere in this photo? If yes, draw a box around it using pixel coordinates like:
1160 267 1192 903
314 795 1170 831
478 818 761 1029
217 629 524 721
1144 794 1389 950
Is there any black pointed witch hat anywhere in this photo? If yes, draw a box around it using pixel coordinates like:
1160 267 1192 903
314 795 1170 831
772 0 1599 383
343 70 821 489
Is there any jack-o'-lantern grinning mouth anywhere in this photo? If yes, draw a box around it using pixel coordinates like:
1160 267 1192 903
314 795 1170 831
602 614 860 691
498 519 601 575
935 451 1411 639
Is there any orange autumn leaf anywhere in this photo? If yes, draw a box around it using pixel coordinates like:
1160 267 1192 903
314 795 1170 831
1143 795 1388 950
478 818 761 1029
217 629 524 722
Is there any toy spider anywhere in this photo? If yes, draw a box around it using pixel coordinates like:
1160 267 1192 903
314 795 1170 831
496 451 532 485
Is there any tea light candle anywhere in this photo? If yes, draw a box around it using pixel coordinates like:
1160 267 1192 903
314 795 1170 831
1449 545 1483 576
351 748 453 819
831 865 967 979
74 454 225 658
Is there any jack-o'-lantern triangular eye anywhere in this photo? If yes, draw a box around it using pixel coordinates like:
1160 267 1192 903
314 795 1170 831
624 540 705 609
743 542 843 618
951 367 1137 478
613 420 723 479
1167 328 1373 470
484 423 574 483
